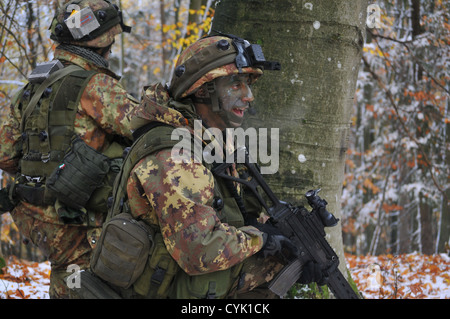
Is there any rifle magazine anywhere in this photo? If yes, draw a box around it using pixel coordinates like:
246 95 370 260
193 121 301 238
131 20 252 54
268 259 303 297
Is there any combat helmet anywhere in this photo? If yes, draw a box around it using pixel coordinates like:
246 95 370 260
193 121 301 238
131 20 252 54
49 0 131 48
169 33 280 111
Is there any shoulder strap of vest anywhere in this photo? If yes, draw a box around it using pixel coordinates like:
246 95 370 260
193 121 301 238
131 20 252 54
108 122 179 221
20 64 83 132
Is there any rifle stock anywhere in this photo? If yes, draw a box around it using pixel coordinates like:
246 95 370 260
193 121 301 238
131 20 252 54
212 146 360 299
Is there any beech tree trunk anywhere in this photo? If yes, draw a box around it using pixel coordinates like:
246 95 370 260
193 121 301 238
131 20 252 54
211 0 369 281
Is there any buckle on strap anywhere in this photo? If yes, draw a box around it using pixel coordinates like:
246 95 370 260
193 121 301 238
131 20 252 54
41 153 50 163
151 266 166 286
206 281 217 299
24 175 44 183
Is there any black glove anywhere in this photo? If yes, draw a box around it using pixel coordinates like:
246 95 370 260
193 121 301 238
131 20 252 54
252 222 299 262
298 261 327 285
0 187 16 214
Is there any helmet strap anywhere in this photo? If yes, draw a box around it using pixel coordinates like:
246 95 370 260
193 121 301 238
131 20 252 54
191 82 248 129
98 42 113 57
191 81 221 113
206 81 221 112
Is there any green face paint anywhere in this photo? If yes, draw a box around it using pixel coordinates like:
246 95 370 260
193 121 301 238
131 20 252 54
214 74 254 128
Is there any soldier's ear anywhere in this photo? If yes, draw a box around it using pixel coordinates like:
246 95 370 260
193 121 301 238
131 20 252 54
194 85 209 98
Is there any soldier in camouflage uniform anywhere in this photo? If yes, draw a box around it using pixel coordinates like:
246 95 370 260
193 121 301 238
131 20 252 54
93 34 306 299
0 0 137 298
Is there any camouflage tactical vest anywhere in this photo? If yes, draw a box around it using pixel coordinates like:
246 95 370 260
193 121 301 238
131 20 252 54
102 122 250 298
13 62 125 224
19 65 95 178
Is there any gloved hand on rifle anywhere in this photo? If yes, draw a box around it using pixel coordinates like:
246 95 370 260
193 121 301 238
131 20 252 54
252 221 299 263
298 261 327 286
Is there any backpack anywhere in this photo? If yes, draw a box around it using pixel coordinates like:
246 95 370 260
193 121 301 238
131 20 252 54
12 61 126 224
90 122 180 297
89 121 247 298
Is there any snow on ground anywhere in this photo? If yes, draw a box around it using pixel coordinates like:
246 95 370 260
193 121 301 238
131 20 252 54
346 253 450 299
0 257 50 299
1 253 449 299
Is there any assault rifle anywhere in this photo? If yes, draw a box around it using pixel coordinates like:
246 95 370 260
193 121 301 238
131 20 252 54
212 146 360 299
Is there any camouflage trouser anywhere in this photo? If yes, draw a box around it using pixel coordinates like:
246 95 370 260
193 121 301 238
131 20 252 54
11 206 99 299
228 254 284 299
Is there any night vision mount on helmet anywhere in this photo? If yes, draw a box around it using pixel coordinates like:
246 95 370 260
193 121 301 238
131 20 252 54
222 33 281 72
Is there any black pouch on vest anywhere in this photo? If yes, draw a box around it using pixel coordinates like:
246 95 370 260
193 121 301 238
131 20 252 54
90 213 155 289
72 270 122 299
46 137 110 211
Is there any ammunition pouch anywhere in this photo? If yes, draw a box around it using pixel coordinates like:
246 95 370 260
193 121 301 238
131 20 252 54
13 138 125 225
46 136 110 211
90 213 155 289
173 264 242 299
13 183 49 207
133 232 180 298
72 270 122 299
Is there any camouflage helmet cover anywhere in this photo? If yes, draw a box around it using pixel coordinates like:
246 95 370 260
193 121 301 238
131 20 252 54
49 0 130 48
169 36 264 100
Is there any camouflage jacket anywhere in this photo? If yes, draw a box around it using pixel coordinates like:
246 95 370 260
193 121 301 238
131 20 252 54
0 48 138 225
126 83 265 275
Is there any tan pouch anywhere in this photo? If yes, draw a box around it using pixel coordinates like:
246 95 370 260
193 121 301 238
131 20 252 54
133 233 179 298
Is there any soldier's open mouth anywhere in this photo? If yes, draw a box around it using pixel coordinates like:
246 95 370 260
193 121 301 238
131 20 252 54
232 108 245 117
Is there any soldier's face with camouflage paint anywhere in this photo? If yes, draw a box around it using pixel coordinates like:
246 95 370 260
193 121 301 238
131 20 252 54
195 74 254 130
215 74 254 128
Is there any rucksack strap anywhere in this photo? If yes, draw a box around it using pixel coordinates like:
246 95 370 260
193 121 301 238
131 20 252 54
108 122 178 221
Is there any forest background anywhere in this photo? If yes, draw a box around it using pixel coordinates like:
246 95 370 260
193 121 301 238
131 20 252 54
0 0 448 298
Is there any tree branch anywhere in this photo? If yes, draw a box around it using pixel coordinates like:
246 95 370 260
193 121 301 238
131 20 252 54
362 56 448 202
369 29 450 96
